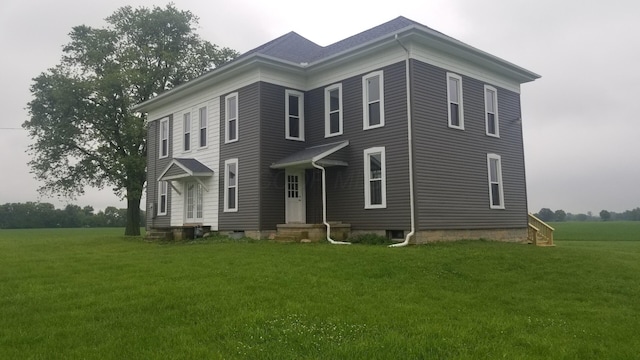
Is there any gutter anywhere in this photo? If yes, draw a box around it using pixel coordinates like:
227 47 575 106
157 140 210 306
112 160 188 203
390 34 415 248
311 160 350 245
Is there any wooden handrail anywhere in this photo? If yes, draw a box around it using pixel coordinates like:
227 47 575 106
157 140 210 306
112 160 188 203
528 213 555 246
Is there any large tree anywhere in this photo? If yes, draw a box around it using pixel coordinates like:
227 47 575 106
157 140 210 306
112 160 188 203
24 5 238 235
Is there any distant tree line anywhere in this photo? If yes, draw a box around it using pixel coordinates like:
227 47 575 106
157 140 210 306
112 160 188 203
0 202 145 229
534 207 640 222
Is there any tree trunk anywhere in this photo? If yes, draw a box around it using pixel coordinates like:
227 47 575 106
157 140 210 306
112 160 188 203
124 194 141 236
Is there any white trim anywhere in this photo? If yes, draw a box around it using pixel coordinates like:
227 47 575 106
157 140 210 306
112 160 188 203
158 181 168 215
159 117 169 159
183 112 191 152
487 153 505 209
225 93 239 143
224 158 239 212
362 70 385 130
446 72 464 130
198 106 208 148
324 83 343 137
285 89 305 141
484 85 500 138
364 146 387 209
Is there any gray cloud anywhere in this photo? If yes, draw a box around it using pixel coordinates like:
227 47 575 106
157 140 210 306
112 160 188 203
1 0 638 214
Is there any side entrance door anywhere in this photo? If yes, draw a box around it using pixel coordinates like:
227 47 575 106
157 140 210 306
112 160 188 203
184 182 203 223
285 169 306 224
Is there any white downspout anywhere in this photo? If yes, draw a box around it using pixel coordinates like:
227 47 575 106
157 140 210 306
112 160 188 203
390 34 415 248
312 160 351 245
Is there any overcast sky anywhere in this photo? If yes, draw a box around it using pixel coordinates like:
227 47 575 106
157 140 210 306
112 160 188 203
1 0 638 214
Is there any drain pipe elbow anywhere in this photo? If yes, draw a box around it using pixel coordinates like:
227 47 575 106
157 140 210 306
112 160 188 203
311 160 350 245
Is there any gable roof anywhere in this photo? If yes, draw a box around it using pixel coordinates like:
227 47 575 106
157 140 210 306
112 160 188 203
134 16 539 113
158 158 214 181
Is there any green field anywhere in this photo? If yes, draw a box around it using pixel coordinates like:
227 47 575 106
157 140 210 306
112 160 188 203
1 227 639 359
551 221 640 241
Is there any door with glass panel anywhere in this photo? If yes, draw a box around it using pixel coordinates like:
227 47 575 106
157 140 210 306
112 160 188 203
185 182 203 223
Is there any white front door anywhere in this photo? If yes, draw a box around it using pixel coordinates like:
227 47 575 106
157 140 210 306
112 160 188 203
285 169 306 223
185 182 203 223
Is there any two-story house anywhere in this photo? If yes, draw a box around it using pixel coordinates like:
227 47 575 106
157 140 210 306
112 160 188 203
134 16 540 244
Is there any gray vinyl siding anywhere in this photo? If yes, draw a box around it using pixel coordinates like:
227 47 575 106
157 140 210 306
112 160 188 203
411 59 528 230
163 164 184 178
259 82 308 230
306 61 411 230
218 83 261 230
146 116 173 229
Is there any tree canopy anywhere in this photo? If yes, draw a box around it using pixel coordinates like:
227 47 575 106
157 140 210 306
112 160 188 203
24 5 238 235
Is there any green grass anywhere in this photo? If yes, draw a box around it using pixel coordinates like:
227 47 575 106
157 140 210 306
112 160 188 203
551 221 640 241
1 228 639 359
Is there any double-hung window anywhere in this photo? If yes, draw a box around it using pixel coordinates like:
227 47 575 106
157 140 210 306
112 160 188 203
199 106 207 148
364 147 387 209
225 93 238 143
487 154 505 209
447 73 464 129
183 112 191 152
324 84 342 137
159 118 169 158
158 181 168 215
363 71 385 130
285 90 304 141
484 85 499 137
224 158 238 212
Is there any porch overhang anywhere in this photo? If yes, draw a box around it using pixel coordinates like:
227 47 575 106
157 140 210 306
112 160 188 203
158 158 214 194
270 140 349 169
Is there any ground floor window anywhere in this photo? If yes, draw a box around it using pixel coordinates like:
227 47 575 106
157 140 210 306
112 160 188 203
364 147 386 209
487 153 505 209
224 159 238 212
158 181 168 215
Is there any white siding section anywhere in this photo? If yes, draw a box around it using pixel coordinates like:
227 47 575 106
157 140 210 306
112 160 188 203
158 96 220 230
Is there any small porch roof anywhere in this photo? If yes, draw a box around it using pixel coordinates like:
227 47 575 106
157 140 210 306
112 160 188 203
270 140 349 169
158 158 214 181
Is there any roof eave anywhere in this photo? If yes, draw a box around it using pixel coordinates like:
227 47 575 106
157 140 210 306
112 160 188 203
133 54 306 113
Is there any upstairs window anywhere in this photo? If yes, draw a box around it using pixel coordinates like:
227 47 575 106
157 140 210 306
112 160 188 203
447 73 464 129
183 112 191 152
484 85 499 137
199 106 207 148
324 84 343 137
225 93 238 143
224 158 238 212
487 154 505 209
159 118 169 158
364 147 387 209
285 90 304 141
363 71 385 130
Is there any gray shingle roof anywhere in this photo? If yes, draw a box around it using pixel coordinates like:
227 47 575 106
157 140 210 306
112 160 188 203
271 141 349 169
174 158 214 174
242 16 423 65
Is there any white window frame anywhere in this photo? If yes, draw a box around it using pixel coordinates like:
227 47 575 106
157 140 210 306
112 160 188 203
364 147 387 209
363 70 385 130
285 90 304 141
484 85 499 137
224 158 239 212
447 72 464 130
198 106 207 148
225 93 239 143
159 117 169 159
158 181 168 215
487 153 505 209
183 112 191 152
324 84 343 137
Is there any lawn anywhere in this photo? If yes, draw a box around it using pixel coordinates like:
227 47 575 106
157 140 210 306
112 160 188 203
1 227 639 359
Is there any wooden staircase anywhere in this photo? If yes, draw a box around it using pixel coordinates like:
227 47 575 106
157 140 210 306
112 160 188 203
528 213 555 246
